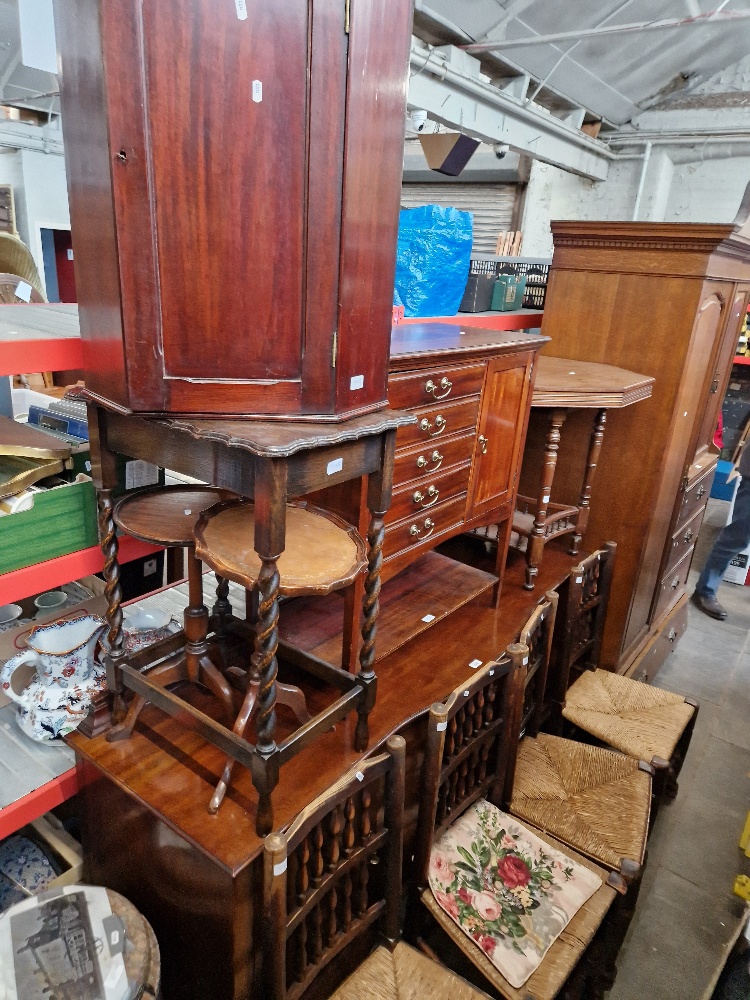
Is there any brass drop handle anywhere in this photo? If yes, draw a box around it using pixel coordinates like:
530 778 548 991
683 528 694 544
409 517 435 540
420 415 446 437
671 576 680 590
417 455 428 468
710 372 720 393
413 484 439 508
425 376 453 400
668 628 677 642
431 450 444 470
478 434 489 455
696 485 707 500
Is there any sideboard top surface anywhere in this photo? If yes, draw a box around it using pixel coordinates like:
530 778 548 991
389 322 548 369
67 545 573 876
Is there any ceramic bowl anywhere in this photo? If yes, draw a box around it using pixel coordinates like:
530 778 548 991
0 604 22 625
33 591 68 612
125 608 173 631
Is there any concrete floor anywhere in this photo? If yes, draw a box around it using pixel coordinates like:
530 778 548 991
609 499 750 1000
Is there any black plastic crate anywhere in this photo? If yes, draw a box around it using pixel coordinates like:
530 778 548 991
469 255 550 310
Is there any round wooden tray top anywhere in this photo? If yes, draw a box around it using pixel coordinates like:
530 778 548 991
194 500 367 596
113 485 237 547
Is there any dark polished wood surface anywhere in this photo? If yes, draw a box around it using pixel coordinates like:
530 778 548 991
68 543 578 875
55 0 412 419
390 323 546 369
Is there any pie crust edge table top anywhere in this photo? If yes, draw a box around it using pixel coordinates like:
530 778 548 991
194 500 367 596
532 357 655 408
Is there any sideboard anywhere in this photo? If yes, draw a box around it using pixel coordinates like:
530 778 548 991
383 323 548 590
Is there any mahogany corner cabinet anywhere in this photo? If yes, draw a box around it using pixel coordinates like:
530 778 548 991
54 0 413 420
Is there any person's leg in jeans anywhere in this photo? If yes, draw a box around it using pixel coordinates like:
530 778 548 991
693 475 750 617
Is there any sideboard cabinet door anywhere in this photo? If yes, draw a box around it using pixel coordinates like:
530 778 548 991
55 0 412 420
467 353 534 519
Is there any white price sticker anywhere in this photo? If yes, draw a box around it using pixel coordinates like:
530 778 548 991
252 80 262 102
235 0 248 19
356 770 365 782
421 614 436 623
274 859 287 876
327 457 343 476
350 375 364 391
469 659 482 669
436 721 447 732
14 281 32 302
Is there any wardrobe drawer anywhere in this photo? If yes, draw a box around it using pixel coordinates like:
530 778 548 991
676 467 713 530
393 432 475 487
388 363 486 410
665 506 705 577
383 493 467 559
629 598 689 685
396 396 480 450
386 462 471 526
653 545 694 623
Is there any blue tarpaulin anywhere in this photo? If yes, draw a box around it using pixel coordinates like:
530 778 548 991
394 205 473 318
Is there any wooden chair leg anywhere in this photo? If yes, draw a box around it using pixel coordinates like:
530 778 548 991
666 697 699 800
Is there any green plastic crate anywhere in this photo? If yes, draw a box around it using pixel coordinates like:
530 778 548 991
0 477 99 574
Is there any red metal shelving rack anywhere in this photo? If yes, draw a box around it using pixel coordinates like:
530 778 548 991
0 317 160 836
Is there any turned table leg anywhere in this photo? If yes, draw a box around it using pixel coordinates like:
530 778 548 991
570 407 607 555
525 408 567 591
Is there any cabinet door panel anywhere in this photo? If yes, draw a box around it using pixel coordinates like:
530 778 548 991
468 353 534 518
142 0 308 383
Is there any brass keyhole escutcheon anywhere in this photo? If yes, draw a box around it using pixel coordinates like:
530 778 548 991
478 434 488 455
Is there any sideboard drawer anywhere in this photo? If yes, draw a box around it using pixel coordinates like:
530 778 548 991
653 545 694 623
676 466 714 530
665 505 705 578
383 493 467 559
396 396 480 450
388 362 486 410
386 462 471 526
393 431 475 487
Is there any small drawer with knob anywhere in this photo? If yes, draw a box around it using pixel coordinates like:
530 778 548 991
392 431 475 486
654 545 695 623
386 462 471 526
666 505 705 577
388 363 486 410
395 396 480 450
676 466 713 530
383 493 468 559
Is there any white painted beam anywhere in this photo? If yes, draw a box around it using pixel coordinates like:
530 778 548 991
0 120 63 155
408 42 612 181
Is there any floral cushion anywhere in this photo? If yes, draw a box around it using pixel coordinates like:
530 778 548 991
428 800 602 989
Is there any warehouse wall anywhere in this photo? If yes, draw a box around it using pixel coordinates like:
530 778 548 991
15 147 70 288
521 106 750 256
